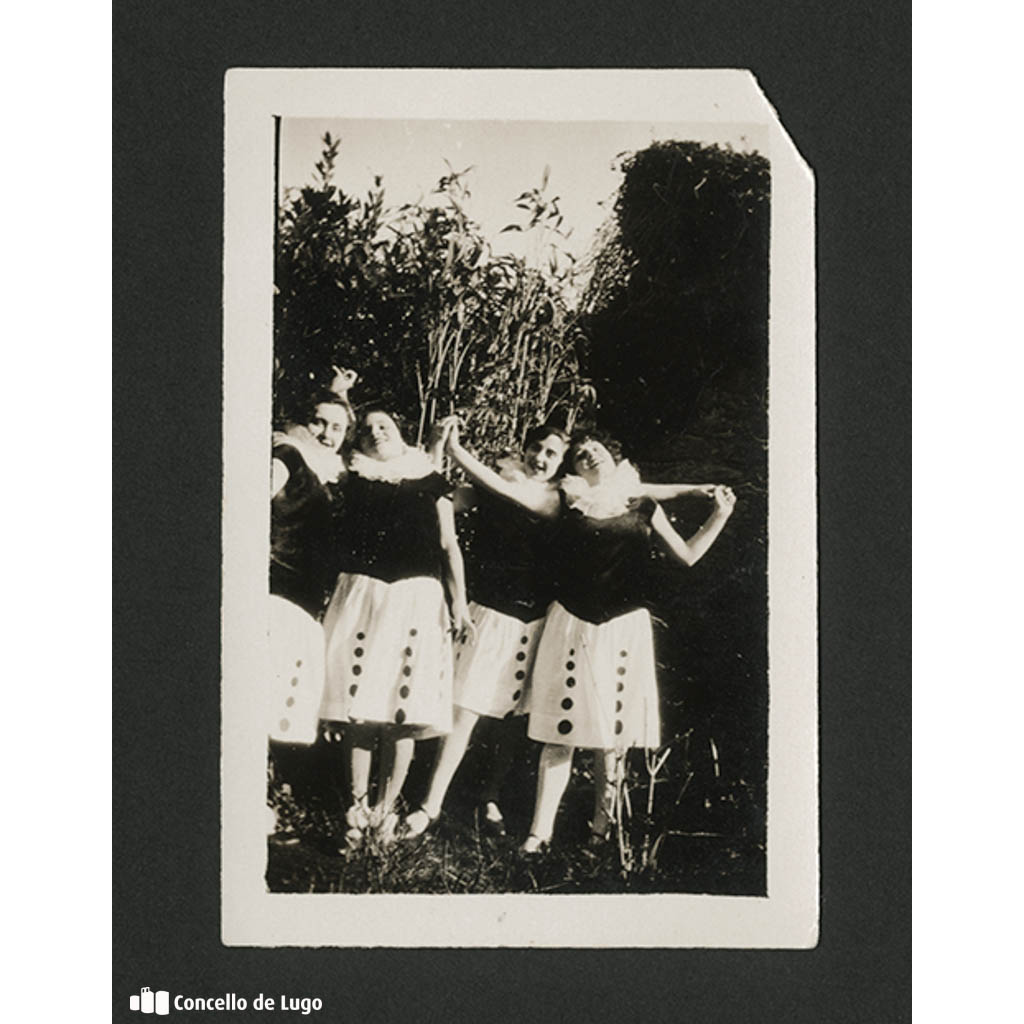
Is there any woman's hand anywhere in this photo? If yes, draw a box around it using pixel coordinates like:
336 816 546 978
427 416 455 449
435 414 461 451
450 600 476 646
713 485 737 517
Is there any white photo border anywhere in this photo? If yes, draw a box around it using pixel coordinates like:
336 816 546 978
222 68 817 948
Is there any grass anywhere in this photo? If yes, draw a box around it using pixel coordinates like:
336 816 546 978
267 716 765 896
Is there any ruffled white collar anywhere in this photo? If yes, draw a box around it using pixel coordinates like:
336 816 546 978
560 459 643 519
273 428 344 484
348 447 436 483
495 455 558 493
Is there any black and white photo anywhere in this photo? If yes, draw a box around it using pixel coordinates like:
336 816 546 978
222 68 816 947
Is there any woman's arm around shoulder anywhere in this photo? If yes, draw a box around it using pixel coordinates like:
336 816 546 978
439 417 559 519
649 485 737 567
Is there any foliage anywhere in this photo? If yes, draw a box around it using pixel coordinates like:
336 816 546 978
275 134 593 458
580 140 770 447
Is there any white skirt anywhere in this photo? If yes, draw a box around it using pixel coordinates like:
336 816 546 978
320 573 453 734
527 601 660 750
268 595 325 744
453 602 546 718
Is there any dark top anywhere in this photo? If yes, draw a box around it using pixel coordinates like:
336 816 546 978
550 492 659 624
462 488 554 622
270 441 336 617
333 470 452 584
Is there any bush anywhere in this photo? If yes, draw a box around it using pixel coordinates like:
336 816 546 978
274 135 594 460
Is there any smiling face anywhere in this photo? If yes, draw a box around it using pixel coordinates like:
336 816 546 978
522 432 569 481
571 437 617 484
306 402 351 453
357 411 406 461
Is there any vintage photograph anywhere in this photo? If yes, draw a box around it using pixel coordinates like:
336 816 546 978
222 70 816 947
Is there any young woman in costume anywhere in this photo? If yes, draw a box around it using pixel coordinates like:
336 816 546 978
267 388 352 835
319 409 473 846
401 423 570 839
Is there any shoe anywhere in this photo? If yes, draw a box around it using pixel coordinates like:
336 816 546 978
481 801 506 837
399 807 437 840
341 798 371 851
374 810 399 846
519 834 550 855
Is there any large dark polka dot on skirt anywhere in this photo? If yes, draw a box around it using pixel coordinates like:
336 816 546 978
349 684 359 696
515 670 526 680
512 690 522 701
395 709 407 725
354 647 364 657
279 718 290 732
614 720 623 735
557 719 573 735
566 661 575 670
516 652 526 662
352 665 362 676
566 677 576 687
399 685 410 699
561 697 573 710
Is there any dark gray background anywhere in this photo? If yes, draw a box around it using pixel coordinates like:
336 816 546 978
114 2 910 1020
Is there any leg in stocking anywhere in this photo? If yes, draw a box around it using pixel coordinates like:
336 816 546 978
343 724 376 841
524 742 574 848
420 706 480 819
377 732 416 816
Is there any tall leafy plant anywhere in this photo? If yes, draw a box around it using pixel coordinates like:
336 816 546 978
274 136 593 459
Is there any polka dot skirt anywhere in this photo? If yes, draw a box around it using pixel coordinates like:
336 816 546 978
526 601 659 750
268 595 326 744
452 602 546 719
320 572 453 734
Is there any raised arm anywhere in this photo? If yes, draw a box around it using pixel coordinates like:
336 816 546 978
439 417 559 519
436 496 475 642
426 419 448 470
640 482 717 501
649 486 737 567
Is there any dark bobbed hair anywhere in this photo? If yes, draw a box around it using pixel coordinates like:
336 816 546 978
285 389 355 443
348 406 410 456
560 428 624 475
523 423 571 451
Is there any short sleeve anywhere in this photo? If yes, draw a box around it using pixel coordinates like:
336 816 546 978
417 471 454 501
272 441 305 476
632 495 658 524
